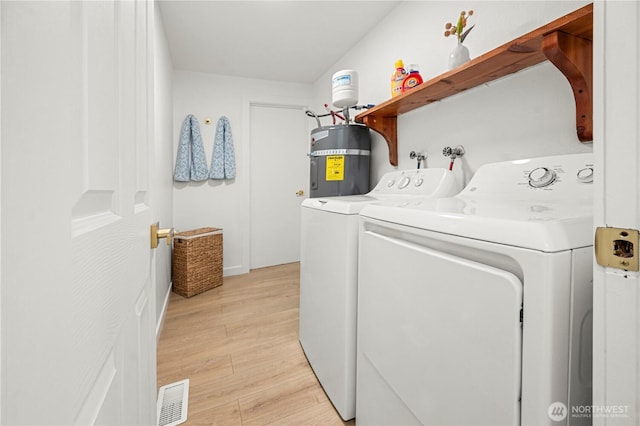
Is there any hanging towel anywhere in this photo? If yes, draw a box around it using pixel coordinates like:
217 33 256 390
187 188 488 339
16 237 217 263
174 115 209 182
209 116 236 180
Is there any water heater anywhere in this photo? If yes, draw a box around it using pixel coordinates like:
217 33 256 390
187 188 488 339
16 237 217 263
309 124 370 198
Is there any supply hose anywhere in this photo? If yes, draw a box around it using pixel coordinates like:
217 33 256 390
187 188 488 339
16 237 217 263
304 110 322 129
305 104 374 127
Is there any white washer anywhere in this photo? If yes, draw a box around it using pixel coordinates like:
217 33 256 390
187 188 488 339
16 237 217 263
299 168 460 421
357 153 594 426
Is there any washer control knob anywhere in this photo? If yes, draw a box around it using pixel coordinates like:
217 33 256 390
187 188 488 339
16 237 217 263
528 167 557 188
414 178 424 187
398 176 411 189
387 179 396 188
577 167 594 183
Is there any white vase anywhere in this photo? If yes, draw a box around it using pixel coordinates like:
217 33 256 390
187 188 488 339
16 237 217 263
448 43 470 69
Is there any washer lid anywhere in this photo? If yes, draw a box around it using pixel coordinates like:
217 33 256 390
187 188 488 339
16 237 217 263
361 197 592 252
360 153 594 252
302 194 379 214
302 168 461 214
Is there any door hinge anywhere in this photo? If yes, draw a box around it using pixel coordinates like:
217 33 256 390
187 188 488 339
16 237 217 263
595 227 639 272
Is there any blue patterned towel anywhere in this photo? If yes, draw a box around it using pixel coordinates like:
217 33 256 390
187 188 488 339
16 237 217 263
209 116 236 180
174 115 209 182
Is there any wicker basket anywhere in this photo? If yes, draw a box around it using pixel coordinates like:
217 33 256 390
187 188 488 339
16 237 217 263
172 227 223 298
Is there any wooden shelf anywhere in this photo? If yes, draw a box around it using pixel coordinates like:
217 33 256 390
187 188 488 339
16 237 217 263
355 3 593 166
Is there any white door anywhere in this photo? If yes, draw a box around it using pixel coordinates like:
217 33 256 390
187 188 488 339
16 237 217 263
593 1 640 424
1 1 156 424
249 102 309 269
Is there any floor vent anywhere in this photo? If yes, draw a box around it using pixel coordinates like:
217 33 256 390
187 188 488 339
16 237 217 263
157 379 189 426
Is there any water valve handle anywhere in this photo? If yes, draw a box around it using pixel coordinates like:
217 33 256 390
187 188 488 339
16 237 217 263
442 146 465 159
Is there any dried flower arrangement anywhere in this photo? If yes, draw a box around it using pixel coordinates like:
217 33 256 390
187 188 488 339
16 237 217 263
444 10 475 44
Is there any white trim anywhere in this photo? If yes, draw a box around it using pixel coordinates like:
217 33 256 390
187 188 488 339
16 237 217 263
592 2 605 424
0 2 3 421
223 264 245 277
156 281 172 344
594 1 640 424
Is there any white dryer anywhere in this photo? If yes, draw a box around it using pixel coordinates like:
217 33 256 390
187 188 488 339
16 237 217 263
356 153 594 426
299 168 460 421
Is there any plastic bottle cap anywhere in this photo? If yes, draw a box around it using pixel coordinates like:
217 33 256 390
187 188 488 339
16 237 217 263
395 59 405 69
408 64 419 72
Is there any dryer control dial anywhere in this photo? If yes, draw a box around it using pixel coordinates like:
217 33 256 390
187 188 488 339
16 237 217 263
577 167 594 183
386 179 396 188
398 176 411 189
528 167 557 188
414 178 424 187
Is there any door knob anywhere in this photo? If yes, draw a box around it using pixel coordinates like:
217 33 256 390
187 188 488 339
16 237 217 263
151 223 174 248
296 189 304 197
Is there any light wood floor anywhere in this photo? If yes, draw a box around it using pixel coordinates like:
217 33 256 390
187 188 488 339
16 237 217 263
157 262 354 426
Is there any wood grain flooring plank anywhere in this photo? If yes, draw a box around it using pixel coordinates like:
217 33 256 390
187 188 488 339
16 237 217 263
188 399 243 426
264 400 354 426
157 263 350 425
238 374 325 425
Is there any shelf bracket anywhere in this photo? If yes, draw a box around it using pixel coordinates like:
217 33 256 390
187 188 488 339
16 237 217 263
542 30 593 142
360 115 398 166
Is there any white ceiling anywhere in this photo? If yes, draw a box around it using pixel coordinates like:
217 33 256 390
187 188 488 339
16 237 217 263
158 1 401 84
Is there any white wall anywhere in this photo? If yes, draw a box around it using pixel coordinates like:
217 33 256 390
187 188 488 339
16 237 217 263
153 6 174 330
313 1 593 187
171 1 593 276
172 72 312 275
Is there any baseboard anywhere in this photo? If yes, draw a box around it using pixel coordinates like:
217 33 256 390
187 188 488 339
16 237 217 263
223 264 248 277
156 281 172 344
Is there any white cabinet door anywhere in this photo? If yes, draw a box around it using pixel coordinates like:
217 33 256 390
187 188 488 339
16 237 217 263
1 1 156 424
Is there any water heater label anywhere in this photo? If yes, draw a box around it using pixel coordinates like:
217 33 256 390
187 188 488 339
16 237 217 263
326 155 345 181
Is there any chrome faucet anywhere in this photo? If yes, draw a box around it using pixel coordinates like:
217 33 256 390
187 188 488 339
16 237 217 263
409 151 427 169
442 145 465 160
442 145 465 171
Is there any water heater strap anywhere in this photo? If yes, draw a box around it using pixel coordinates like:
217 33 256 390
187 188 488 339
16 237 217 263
310 149 370 157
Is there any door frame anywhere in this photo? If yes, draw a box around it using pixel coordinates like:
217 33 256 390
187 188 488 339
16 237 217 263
0 3 3 421
593 1 640 425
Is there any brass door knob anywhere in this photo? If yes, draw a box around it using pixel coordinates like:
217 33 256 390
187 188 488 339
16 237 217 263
151 223 174 248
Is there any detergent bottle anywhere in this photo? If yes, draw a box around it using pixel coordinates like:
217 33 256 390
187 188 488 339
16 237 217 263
390 59 407 98
402 64 423 92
